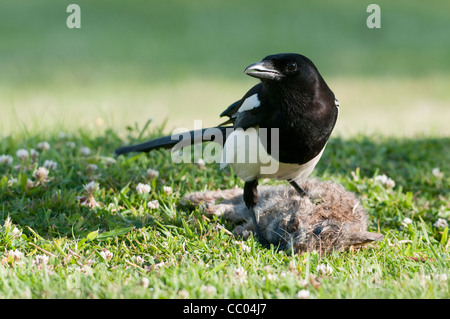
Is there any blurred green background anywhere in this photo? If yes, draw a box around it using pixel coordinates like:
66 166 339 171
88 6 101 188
0 0 449 136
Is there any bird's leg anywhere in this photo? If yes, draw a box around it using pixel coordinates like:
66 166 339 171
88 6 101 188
243 179 265 244
289 180 311 198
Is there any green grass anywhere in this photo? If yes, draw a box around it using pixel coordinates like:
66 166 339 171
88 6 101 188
1 0 450 89
0 124 448 299
2 0 450 136
2 76 450 137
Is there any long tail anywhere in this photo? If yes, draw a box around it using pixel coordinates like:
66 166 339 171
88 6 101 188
114 126 231 156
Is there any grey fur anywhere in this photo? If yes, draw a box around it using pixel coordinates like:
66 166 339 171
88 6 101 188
181 179 383 254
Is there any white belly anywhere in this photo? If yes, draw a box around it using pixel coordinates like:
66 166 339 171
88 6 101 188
220 128 325 182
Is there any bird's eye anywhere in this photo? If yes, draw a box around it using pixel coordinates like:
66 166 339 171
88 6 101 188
287 62 297 72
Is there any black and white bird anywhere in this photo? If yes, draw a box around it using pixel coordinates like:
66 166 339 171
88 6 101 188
115 53 339 243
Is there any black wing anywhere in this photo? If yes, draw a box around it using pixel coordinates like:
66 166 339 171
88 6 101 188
218 83 266 129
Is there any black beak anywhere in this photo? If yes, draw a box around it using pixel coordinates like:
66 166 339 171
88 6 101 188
244 61 281 80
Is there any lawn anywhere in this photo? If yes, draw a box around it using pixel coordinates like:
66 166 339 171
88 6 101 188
0 1 449 301
0 128 449 299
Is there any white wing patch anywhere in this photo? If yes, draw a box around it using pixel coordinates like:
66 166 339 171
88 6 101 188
335 98 340 108
237 94 260 113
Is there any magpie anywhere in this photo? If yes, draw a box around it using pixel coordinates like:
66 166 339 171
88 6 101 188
115 53 339 244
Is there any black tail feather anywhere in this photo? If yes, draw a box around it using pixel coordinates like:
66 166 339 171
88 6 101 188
114 126 231 156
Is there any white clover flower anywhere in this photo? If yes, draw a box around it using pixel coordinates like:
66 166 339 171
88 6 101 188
262 273 277 282
241 244 251 253
26 178 35 189
7 178 18 186
385 179 396 189
16 149 29 161
435 274 448 282
432 168 444 179
163 186 173 195
0 155 13 165
83 181 99 194
401 217 413 228
433 218 448 229
374 174 387 183
43 160 58 170
29 149 39 162
374 174 396 189
234 266 248 283
33 254 49 268
200 285 217 295
4 216 12 228
85 164 99 180
136 183 151 194
140 277 150 289
177 289 189 299
78 191 100 208
86 164 98 173
135 256 144 264
234 241 251 253
296 289 310 299
80 146 91 156
8 249 23 262
196 158 206 169
11 226 22 238
146 168 159 180
316 263 333 276
36 141 50 151
147 200 159 210
66 141 76 149
100 249 113 261
32 167 49 182
103 157 116 167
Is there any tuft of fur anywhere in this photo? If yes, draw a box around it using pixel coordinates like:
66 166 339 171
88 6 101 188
180 179 383 254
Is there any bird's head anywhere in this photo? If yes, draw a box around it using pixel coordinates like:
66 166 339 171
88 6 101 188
244 53 320 88
244 53 338 137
